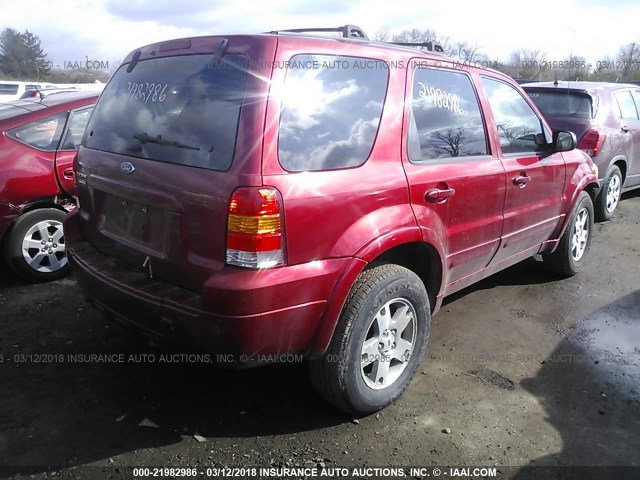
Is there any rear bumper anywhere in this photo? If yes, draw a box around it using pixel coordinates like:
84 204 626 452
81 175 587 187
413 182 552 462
67 240 349 363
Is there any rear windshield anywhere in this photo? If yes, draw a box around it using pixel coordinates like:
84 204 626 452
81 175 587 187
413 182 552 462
0 84 19 95
83 53 249 171
525 90 596 119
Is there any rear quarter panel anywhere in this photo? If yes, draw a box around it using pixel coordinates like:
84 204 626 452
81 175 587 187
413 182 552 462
550 148 598 240
261 39 422 265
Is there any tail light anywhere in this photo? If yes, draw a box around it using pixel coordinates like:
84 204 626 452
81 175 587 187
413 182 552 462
226 187 286 269
577 129 606 157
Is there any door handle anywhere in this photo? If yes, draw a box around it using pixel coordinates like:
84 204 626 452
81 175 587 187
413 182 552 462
425 187 456 203
513 174 531 187
63 168 74 180
621 125 630 133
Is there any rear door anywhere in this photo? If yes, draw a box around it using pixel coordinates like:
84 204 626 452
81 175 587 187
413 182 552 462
480 76 566 262
616 90 640 184
55 105 94 195
402 66 505 289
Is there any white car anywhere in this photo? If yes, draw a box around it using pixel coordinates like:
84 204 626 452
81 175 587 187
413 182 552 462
0 81 55 103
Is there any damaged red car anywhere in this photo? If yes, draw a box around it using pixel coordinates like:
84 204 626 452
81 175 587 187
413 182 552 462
0 91 98 281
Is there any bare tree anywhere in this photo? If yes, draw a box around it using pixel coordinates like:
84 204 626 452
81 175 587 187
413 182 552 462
617 42 640 81
507 49 548 81
428 128 465 157
450 41 487 63
373 29 390 42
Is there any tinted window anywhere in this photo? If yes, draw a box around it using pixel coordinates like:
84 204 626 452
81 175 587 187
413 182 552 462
278 55 388 171
61 106 94 150
525 90 594 119
84 53 249 171
614 91 639 120
0 84 19 95
408 68 488 161
7 112 68 151
482 78 545 154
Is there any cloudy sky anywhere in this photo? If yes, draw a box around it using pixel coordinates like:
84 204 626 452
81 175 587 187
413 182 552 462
0 0 638 69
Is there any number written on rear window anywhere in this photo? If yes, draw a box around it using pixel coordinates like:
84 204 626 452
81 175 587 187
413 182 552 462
125 82 168 103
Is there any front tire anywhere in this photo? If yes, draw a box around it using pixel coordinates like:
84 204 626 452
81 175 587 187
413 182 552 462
309 264 430 415
4 208 70 282
595 165 622 221
543 191 593 277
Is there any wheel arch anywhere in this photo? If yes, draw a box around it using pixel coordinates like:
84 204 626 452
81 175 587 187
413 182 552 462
310 233 444 357
0 198 69 250
608 156 628 183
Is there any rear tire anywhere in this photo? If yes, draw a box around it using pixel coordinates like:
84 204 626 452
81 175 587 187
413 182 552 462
543 191 593 278
595 165 622 221
309 264 430 415
4 208 70 282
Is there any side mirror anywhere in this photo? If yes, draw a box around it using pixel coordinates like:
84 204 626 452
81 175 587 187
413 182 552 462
552 130 577 152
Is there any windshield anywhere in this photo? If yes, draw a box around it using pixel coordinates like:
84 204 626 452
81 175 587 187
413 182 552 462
525 90 596 119
83 53 249 171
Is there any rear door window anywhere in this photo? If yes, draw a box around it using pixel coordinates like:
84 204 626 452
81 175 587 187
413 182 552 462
408 68 488 161
614 91 639 120
61 106 94 150
278 54 388 171
632 91 640 114
83 53 249 171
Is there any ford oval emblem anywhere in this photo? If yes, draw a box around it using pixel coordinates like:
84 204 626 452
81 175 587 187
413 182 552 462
121 162 136 174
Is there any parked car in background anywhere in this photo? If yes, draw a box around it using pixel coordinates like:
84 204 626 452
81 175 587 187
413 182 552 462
0 81 59 103
523 81 640 220
19 86 80 100
66 26 598 414
0 91 98 281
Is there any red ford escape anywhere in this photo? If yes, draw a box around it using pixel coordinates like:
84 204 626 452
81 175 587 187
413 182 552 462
65 26 599 414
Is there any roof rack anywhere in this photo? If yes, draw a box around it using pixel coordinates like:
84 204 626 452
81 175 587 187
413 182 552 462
269 25 369 40
388 41 444 53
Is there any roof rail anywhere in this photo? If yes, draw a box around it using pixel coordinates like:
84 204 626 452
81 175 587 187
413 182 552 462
388 41 444 53
269 25 369 40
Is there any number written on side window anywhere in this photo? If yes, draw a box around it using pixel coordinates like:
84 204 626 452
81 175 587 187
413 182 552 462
409 68 488 161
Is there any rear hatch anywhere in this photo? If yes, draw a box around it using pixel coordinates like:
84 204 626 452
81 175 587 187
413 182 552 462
75 36 276 292
524 87 597 142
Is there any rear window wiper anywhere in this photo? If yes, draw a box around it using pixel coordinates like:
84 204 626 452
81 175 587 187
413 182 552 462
133 133 200 151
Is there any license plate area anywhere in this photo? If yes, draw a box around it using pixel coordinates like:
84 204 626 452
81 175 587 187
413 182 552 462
103 196 156 244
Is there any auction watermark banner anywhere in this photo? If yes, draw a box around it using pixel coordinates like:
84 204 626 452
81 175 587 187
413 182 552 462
1 465 638 479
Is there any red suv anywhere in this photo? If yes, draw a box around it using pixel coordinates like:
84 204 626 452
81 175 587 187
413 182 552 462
0 91 98 281
65 26 599 414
